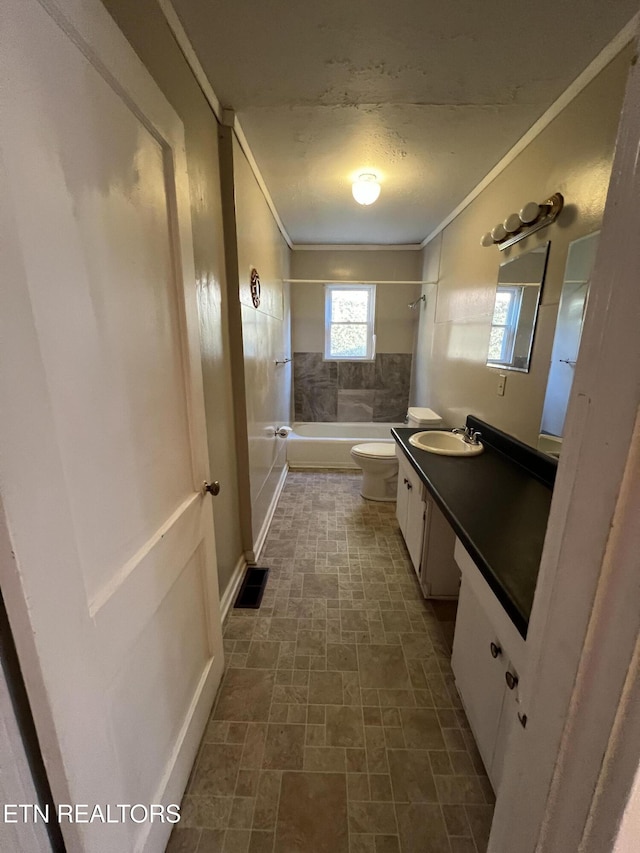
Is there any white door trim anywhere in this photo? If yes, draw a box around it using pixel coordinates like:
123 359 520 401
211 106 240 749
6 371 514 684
489 27 640 853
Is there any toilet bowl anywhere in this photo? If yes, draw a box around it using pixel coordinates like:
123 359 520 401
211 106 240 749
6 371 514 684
350 443 399 502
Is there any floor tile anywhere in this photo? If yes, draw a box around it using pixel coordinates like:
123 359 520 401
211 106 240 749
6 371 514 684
465 803 494 852
326 705 365 747
246 642 281 669
165 827 201 853
248 831 274 853
387 749 437 803
350 834 376 852
358 645 411 690
449 838 477 853
442 803 472 837
190 744 243 797
180 796 233 830
252 771 281 831
263 724 305 770
222 829 251 852
434 775 487 805
327 643 358 671
303 745 346 771
309 670 343 704
276 772 348 852
214 670 275 722
395 803 450 853
375 836 400 853
197 829 226 851
349 801 397 834
173 471 494 852
400 708 446 750
303 574 339 599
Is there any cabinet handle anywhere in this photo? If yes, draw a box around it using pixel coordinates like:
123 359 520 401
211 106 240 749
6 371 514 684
403 478 408 485
490 642 502 659
406 481 412 490
505 671 519 690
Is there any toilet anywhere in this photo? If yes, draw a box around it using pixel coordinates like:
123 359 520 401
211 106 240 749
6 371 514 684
350 442 399 502
350 408 444 501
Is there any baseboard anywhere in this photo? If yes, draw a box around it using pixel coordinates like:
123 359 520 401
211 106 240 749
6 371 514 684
251 463 289 564
288 462 359 470
219 554 247 623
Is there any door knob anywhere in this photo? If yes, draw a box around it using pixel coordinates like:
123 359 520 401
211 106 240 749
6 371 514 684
202 480 221 496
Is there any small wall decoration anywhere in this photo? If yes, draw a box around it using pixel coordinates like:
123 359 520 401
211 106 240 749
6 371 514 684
250 267 261 308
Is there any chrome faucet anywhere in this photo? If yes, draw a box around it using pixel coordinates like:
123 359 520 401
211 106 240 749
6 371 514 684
452 426 482 445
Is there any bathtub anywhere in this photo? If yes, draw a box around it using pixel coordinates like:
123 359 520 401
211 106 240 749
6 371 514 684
287 422 403 468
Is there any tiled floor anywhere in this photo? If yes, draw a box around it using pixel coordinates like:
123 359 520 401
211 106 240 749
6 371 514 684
168 471 494 853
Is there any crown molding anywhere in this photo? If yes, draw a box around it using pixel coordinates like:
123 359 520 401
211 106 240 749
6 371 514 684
292 243 423 251
420 13 639 250
157 0 293 249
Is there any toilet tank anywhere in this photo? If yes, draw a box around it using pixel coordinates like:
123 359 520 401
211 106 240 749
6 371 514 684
407 407 443 427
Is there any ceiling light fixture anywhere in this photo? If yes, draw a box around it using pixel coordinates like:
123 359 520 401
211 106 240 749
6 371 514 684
352 173 381 206
481 193 564 251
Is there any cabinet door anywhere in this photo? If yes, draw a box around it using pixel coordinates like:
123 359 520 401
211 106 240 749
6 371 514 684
451 578 506 779
421 493 460 598
491 660 519 791
396 453 410 537
396 452 425 576
405 474 426 573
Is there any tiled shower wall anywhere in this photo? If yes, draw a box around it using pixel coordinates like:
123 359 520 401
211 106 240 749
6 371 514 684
293 353 412 422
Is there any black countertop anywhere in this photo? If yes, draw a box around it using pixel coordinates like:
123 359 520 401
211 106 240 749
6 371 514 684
392 422 555 638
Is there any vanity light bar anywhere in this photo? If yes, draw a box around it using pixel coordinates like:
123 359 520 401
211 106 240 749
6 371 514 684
481 193 564 251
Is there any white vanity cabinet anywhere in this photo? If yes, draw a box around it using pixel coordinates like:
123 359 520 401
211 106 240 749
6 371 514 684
451 539 526 792
396 449 459 598
396 450 426 571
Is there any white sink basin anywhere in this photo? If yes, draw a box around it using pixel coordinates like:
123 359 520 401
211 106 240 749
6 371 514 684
408 430 484 456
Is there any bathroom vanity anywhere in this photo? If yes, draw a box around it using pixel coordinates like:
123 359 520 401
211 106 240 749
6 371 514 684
392 417 556 790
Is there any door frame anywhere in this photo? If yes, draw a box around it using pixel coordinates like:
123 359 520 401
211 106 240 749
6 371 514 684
489 25 640 853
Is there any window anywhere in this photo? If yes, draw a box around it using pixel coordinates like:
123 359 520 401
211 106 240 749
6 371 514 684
324 284 376 360
487 285 523 364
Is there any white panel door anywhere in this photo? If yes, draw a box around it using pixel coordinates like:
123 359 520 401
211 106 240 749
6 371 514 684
0 1 224 851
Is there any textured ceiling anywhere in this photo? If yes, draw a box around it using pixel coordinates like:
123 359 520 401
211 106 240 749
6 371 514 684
171 0 637 244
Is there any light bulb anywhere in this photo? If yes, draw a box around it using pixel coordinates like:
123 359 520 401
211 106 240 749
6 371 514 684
481 232 494 247
504 213 521 233
352 173 381 206
519 202 540 224
491 223 507 242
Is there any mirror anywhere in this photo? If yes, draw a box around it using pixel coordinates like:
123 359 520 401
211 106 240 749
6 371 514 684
539 231 599 456
487 242 550 372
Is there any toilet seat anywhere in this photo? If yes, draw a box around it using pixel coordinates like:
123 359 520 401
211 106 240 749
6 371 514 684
351 443 397 459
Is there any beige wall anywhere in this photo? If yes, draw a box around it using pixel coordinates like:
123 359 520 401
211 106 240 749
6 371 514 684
413 47 632 445
290 250 422 353
231 138 291 545
102 0 244 594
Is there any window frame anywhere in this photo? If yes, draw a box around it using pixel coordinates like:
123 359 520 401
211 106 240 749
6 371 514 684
324 284 377 361
487 285 524 366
